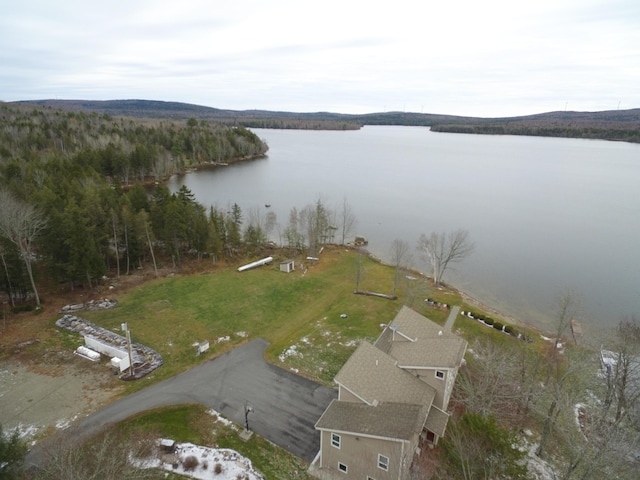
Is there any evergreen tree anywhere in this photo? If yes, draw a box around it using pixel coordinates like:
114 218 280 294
0 424 27 479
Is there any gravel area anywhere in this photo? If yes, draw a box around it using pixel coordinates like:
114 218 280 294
0 353 124 441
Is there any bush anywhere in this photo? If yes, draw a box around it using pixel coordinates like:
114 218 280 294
484 317 494 326
214 463 223 474
11 303 34 313
493 322 504 331
183 455 199 471
504 325 514 335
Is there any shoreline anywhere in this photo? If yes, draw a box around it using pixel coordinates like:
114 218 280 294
361 247 558 339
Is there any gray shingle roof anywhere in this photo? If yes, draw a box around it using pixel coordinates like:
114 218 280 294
315 400 427 441
375 306 467 368
317 307 467 442
424 405 450 437
335 342 435 407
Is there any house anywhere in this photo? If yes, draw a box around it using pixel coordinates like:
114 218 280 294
312 306 467 480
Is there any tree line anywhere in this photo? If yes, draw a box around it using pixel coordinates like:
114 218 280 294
0 104 268 186
431 123 640 143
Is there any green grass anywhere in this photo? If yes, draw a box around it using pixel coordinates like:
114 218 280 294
80 247 444 390
117 404 214 445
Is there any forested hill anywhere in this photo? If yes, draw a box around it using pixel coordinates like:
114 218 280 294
0 102 272 303
0 102 268 183
9 99 640 142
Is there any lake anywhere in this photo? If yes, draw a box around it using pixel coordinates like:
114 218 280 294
168 126 640 334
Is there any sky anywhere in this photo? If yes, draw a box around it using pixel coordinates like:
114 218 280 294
1 0 639 117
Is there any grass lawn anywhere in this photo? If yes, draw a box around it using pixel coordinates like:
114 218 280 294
79 246 451 389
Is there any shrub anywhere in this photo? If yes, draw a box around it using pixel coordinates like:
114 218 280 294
11 303 34 313
214 463 223 474
484 317 494 326
183 455 199 471
504 325 514 335
493 322 504 331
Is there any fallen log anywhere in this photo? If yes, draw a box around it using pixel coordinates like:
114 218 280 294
353 290 397 300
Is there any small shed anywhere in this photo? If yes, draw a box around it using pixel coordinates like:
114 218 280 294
158 438 176 453
280 259 295 273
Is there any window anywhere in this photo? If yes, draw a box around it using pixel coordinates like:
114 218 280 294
338 462 348 473
435 370 445 379
331 433 341 448
378 454 389 471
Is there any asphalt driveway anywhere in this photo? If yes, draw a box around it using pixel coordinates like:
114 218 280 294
27 338 337 466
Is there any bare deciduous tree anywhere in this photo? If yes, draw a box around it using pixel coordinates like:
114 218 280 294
390 239 412 296
610 316 640 424
0 243 16 307
553 289 581 351
0 189 46 307
300 198 331 256
34 432 156 480
417 229 474 287
456 340 523 419
535 360 581 458
339 196 357 245
264 210 278 240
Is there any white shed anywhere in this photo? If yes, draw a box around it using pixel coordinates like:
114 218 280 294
280 259 295 273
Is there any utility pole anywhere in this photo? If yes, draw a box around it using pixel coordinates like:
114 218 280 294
126 327 134 378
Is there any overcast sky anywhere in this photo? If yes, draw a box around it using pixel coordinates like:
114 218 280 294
1 0 639 117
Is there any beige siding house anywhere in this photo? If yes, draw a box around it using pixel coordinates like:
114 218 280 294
312 306 467 480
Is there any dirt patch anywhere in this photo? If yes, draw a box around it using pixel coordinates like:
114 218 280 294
0 352 124 441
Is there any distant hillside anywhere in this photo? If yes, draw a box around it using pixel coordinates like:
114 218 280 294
9 99 640 142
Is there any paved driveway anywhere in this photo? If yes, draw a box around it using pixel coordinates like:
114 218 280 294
27 338 337 466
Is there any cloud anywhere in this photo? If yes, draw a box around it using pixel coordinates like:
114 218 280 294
1 0 639 116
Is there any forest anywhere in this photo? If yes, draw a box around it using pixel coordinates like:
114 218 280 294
0 103 287 308
12 99 640 142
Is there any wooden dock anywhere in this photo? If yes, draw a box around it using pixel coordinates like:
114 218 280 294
571 319 583 345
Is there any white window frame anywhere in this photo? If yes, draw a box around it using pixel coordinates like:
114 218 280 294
378 454 389 471
338 462 348 473
435 370 445 379
331 432 341 449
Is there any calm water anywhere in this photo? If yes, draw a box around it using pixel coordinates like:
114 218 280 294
168 126 640 333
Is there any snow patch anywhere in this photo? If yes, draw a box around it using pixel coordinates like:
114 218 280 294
278 345 302 362
133 442 264 480
521 440 558 480
207 409 237 430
